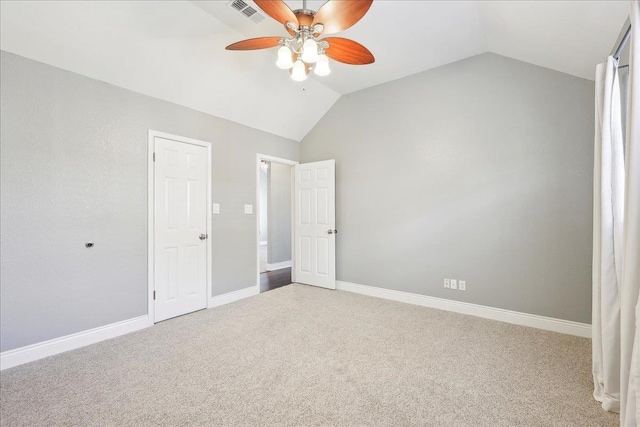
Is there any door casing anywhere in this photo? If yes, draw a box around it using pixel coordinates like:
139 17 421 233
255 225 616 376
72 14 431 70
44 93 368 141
255 154 299 293
148 130 213 323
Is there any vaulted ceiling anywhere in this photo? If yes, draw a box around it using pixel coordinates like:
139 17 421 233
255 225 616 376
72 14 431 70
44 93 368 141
0 1 630 141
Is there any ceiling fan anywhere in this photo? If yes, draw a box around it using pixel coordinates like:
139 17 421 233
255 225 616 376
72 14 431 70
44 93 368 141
226 0 374 82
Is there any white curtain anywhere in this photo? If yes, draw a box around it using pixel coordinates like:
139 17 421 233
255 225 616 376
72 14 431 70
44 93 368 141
594 2 640 425
621 2 640 425
593 55 626 414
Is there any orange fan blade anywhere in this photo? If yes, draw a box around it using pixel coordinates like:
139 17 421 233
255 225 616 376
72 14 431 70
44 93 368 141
254 0 298 26
226 37 282 51
312 0 373 35
323 37 374 65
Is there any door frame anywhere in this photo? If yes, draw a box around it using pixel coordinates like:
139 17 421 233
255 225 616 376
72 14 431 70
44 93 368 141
148 130 213 323
255 154 298 293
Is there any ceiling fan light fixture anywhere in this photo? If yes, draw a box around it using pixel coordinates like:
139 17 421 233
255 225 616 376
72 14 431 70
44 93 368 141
276 45 294 69
226 0 374 82
291 59 307 82
314 53 330 76
301 38 319 63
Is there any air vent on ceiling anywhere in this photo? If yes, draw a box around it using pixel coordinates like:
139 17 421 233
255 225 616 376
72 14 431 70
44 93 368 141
242 6 256 17
231 0 247 10
228 0 266 24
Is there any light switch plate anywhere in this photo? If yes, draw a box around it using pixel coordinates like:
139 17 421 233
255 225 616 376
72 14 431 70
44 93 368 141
244 204 253 214
212 203 220 214
459 280 466 291
450 279 458 290
444 279 450 289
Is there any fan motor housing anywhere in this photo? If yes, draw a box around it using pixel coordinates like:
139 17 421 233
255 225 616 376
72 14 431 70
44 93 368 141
292 9 315 28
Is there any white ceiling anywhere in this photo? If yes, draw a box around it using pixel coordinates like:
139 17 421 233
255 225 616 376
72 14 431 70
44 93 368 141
0 0 340 141
0 1 630 141
478 1 630 80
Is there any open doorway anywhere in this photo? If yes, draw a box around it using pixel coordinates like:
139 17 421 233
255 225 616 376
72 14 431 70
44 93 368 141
256 154 298 294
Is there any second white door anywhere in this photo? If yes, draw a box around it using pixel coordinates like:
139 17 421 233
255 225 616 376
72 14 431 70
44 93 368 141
153 136 209 322
294 160 336 289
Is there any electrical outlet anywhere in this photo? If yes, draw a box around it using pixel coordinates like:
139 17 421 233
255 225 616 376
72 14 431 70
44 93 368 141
444 278 450 289
244 204 253 214
459 280 466 291
450 279 458 290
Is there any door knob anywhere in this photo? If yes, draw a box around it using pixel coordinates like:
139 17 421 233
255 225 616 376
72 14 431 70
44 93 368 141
199 234 208 240
327 229 337 235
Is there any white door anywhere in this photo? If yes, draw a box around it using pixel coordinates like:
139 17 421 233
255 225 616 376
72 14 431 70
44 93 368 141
154 137 208 322
294 160 336 289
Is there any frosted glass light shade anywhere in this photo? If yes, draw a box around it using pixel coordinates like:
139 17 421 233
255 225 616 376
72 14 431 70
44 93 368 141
314 54 330 76
291 59 307 82
276 46 294 69
301 38 319 63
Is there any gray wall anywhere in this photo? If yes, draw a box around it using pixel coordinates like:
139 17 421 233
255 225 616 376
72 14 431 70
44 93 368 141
0 51 298 352
259 167 268 243
301 53 595 324
267 163 292 265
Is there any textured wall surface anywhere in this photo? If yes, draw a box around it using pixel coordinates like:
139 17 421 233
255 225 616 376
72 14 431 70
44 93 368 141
267 163 292 264
0 51 298 352
301 53 595 323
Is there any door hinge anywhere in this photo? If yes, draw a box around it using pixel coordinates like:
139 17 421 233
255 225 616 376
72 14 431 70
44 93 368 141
153 152 156 162
153 290 156 300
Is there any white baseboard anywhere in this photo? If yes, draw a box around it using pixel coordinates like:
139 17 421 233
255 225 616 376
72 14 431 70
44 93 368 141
0 315 152 371
1 286 261 371
266 260 291 271
209 286 259 308
336 281 591 338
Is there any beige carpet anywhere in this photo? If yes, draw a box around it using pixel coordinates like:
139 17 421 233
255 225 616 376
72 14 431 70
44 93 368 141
0 284 618 426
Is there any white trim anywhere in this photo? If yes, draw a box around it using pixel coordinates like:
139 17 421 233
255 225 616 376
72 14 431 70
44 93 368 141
266 260 292 271
209 286 259 308
259 241 268 246
147 133 155 322
255 154 298 295
148 130 214 322
336 281 592 338
0 315 152 371
290 164 296 284
0 283 258 371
